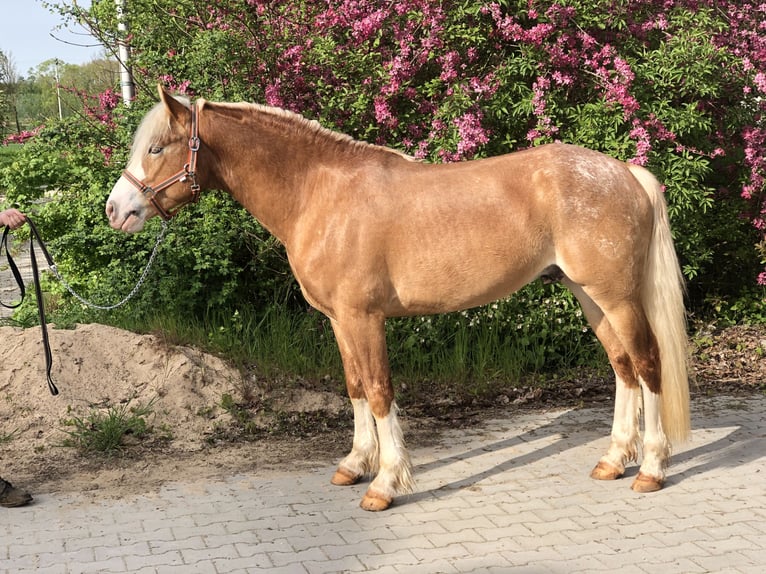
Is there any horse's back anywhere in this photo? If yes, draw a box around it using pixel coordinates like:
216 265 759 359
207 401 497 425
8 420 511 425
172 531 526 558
292 142 653 318
375 144 646 313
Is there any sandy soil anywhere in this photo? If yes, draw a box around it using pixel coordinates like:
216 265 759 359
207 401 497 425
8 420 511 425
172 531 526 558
0 323 350 497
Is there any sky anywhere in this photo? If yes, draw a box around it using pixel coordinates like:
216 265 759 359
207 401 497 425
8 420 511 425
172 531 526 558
0 0 102 74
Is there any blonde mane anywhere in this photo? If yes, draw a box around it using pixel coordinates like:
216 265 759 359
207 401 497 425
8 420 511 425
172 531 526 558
130 95 192 162
217 101 417 162
134 96 416 163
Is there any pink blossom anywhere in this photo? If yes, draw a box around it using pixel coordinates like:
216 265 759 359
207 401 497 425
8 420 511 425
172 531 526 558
439 51 461 82
351 9 386 43
454 111 489 158
264 82 284 107
552 71 573 86
374 97 398 129
3 126 42 145
415 140 429 159
159 75 191 95
629 121 652 166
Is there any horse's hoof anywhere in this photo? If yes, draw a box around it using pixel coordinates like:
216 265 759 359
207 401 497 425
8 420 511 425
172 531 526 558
330 467 361 486
631 472 664 493
360 489 392 511
590 460 624 481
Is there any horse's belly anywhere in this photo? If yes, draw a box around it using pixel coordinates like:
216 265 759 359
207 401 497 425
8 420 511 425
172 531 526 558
385 255 544 316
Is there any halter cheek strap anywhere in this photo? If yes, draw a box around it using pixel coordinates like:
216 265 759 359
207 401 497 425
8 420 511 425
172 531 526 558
122 103 202 220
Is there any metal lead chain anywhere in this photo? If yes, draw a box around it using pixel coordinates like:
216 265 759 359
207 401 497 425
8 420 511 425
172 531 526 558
48 221 169 311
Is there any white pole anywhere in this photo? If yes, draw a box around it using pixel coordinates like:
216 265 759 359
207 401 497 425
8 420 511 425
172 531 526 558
116 0 135 105
54 59 63 120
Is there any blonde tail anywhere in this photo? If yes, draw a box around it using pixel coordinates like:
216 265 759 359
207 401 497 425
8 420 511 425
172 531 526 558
628 165 691 443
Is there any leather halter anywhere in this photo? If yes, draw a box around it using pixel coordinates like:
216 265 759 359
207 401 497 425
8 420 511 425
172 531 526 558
121 103 202 220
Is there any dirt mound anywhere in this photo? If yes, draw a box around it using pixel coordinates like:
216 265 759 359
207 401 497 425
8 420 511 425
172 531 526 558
1 323 242 447
0 323 348 497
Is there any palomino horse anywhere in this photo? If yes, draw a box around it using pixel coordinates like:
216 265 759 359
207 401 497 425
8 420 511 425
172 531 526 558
106 86 690 511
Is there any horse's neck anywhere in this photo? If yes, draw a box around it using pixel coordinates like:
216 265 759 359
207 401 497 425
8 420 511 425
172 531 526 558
203 107 320 244
203 104 387 246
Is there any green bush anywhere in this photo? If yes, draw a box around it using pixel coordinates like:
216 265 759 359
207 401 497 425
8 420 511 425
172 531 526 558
0 144 21 172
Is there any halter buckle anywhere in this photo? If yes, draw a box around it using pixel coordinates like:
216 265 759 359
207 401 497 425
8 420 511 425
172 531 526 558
141 185 157 199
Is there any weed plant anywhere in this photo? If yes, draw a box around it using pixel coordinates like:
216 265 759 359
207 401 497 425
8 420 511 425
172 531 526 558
60 398 158 454
0 429 19 445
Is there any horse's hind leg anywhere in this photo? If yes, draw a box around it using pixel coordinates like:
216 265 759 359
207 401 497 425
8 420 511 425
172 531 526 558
596 301 669 491
632 378 669 492
571 281 670 491
566 281 642 481
330 315 413 510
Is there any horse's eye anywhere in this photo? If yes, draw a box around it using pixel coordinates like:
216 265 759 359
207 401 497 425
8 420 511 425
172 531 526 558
148 145 163 155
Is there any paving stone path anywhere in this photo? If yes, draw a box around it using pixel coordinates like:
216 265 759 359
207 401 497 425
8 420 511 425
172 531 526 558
2 394 764 573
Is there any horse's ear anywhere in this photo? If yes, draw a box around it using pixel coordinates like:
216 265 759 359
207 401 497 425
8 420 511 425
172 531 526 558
157 83 189 124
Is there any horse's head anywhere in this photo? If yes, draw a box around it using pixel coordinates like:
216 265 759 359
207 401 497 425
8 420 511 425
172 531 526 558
106 85 204 233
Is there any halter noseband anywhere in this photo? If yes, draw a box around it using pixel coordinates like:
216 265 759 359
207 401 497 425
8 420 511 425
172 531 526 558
122 103 202 220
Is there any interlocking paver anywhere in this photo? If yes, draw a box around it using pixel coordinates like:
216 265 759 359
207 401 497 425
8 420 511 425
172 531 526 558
304 556 367 574
13 567 67 574
1 394 765 573
124 551 183 571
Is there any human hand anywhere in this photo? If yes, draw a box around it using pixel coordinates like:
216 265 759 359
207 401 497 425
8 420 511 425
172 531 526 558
0 208 26 230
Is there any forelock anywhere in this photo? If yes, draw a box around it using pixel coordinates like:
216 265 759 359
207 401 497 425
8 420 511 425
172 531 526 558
130 96 191 160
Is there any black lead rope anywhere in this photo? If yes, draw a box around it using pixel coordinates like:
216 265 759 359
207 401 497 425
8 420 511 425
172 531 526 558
1 217 59 396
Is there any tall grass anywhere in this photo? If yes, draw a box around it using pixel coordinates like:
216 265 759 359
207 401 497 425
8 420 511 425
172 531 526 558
106 282 606 386
119 306 343 380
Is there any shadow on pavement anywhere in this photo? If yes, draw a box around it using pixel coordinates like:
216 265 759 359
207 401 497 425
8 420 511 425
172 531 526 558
407 395 763 504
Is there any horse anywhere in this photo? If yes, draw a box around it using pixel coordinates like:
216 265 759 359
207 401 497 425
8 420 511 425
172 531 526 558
106 85 691 511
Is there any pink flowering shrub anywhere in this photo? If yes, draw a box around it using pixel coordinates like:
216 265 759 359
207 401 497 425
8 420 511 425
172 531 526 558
3 127 42 145
116 1 763 294
18 0 765 323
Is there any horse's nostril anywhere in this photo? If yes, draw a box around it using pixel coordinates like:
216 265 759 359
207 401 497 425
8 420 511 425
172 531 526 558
106 200 115 219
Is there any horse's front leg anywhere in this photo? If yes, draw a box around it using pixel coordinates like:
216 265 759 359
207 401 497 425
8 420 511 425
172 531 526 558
331 398 379 486
330 319 380 486
330 315 413 511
